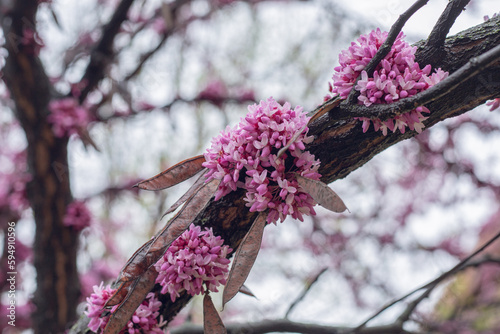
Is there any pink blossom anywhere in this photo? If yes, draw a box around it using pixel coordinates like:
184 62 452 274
486 98 500 111
198 80 228 106
0 135 30 215
328 29 449 135
236 87 256 103
63 200 92 230
203 97 321 223
47 97 90 138
21 27 44 55
154 224 232 302
151 17 167 34
85 283 165 334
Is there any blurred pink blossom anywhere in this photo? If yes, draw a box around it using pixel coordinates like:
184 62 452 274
47 97 90 138
198 80 228 106
63 200 92 230
80 259 120 298
0 147 30 215
151 17 167 34
155 224 232 302
21 27 44 55
236 87 256 103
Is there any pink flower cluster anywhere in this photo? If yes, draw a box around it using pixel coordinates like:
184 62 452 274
328 28 448 135
154 224 232 302
203 97 321 223
63 200 92 230
47 97 90 138
85 283 165 334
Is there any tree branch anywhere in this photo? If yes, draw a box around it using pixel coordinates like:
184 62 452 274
154 16 500 327
345 0 429 105
285 267 328 319
69 9 500 334
79 0 136 102
353 228 500 332
419 0 471 65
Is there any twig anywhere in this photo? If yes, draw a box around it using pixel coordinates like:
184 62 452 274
79 0 136 103
396 254 500 325
352 228 500 333
124 34 170 81
124 1 223 81
421 0 471 65
336 43 500 122
344 0 429 105
277 124 308 159
284 267 328 318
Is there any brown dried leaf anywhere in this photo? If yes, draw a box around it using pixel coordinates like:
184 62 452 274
109 178 219 309
103 267 158 334
148 178 220 254
295 174 348 213
112 238 155 285
135 155 206 191
162 169 208 217
307 96 342 124
238 284 257 298
203 293 227 334
222 212 267 308
105 281 130 307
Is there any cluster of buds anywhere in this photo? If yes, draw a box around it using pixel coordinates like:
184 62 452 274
86 225 232 332
155 224 232 302
203 97 321 223
85 284 165 334
327 28 448 135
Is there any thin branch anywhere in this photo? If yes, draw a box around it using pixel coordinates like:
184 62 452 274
93 95 256 123
123 2 219 82
336 43 500 122
396 255 500 325
420 0 471 65
344 0 429 105
352 228 500 332
79 0 136 103
124 33 169 81
285 267 328 318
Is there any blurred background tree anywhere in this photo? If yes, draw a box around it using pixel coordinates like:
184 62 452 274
0 0 499 333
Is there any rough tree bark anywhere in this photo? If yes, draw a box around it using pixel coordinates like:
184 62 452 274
1 2 80 334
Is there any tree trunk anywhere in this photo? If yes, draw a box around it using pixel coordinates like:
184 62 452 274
2 2 80 333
